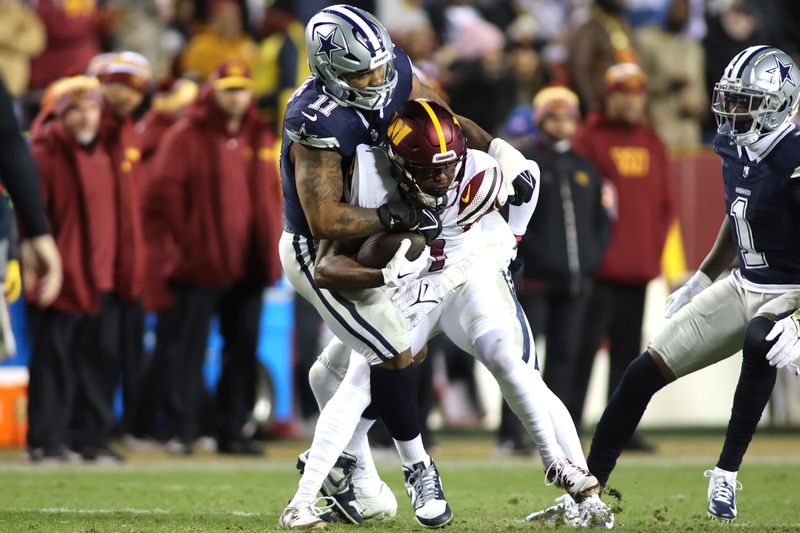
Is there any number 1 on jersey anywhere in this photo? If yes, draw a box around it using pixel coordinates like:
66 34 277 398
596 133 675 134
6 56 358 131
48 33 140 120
730 196 768 269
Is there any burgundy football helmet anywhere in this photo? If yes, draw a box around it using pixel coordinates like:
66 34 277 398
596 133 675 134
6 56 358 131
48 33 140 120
387 99 467 209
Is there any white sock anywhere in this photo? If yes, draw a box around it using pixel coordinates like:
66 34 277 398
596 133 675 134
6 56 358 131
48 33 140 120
290 352 371 506
344 418 382 498
713 466 738 481
393 434 429 468
473 329 565 467
545 387 588 469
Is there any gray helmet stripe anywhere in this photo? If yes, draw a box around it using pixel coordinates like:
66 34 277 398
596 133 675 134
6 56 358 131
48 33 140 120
324 5 382 53
734 45 772 78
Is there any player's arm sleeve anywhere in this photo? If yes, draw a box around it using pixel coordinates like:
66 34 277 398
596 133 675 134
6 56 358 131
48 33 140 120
506 160 540 238
284 108 342 150
0 79 50 237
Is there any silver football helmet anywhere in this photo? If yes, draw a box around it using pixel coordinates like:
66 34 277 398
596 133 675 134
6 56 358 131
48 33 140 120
713 45 800 146
305 4 397 110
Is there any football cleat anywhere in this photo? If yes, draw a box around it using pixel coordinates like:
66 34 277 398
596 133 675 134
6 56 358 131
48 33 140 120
526 494 576 524
296 450 364 525
356 480 398 521
403 459 453 528
545 458 602 502
705 469 742 521
278 497 335 530
573 495 615 529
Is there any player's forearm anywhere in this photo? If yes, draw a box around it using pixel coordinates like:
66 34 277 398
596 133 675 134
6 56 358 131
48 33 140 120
698 217 737 280
314 247 384 289
308 203 385 240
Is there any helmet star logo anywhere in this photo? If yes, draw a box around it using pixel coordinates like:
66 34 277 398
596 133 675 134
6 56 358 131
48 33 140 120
315 26 345 63
767 57 795 88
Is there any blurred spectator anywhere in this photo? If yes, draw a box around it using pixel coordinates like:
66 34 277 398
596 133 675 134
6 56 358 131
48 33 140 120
637 0 706 149
501 87 610 451
87 51 151 440
180 0 258 81
109 0 173 79
162 0 198 73
29 0 109 92
135 77 198 313
252 1 308 131
570 64 675 447
25 75 118 462
142 60 282 455
505 19 549 107
439 7 514 134
0 1 45 99
702 0 767 137
569 0 638 113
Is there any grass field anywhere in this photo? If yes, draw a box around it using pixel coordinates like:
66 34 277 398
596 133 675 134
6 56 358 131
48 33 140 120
0 432 798 532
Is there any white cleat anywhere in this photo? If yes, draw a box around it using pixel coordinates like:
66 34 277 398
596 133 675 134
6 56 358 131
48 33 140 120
526 494 577 524
403 459 453 528
705 469 741 521
573 495 615 529
545 458 602 502
356 480 398 521
278 498 335 530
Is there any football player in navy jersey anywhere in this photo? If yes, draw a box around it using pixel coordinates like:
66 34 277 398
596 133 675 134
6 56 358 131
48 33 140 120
278 5 540 530
526 45 800 524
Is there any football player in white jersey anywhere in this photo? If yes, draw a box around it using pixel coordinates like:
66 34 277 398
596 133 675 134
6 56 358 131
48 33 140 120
301 100 614 529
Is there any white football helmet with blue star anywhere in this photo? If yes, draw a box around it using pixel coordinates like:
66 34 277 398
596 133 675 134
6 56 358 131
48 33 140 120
712 46 800 146
305 5 398 111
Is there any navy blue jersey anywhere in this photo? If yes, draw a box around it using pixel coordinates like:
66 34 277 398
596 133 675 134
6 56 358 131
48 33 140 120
713 124 800 286
280 47 413 238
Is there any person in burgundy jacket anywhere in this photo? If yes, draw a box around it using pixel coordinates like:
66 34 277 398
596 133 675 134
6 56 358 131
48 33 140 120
139 60 282 455
28 0 110 91
135 77 198 313
569 64 676 447
25 75 118 462
80 51 151 445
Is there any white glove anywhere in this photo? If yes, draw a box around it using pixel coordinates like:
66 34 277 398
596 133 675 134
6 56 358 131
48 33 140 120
391 274 455 328
664 271 712 318
765 310 800 375
381 239 429 288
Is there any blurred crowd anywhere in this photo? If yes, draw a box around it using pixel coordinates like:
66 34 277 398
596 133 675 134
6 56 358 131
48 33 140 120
0 0 798 462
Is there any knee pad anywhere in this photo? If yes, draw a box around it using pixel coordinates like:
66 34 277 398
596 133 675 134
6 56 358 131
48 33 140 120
743 316 776 364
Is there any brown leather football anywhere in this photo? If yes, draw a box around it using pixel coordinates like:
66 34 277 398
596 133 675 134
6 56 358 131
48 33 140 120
356 232 427 268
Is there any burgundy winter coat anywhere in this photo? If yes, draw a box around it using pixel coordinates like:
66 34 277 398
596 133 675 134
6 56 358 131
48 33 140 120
29 119 116 313
145 88 282 287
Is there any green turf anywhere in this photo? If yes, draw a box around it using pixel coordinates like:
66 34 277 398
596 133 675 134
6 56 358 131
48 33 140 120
0 436 798 532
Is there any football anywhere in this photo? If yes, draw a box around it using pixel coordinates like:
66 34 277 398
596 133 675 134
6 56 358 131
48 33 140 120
356 232 427 268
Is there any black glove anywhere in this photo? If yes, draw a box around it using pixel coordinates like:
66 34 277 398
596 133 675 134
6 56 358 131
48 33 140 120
509 169 536 206
377 201 442 244
415 207 442 244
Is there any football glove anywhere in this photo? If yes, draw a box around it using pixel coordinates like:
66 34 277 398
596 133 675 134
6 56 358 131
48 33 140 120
377 201 441 239
664 271 712 318
4 259 21 303
487 138 539 206
391 275 453 329
765 310 800 375
381 239 429 288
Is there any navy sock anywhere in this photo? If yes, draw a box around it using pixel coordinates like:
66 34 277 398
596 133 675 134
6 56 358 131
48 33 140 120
717 316 778 472
362 401 379 420
370 365 421 441
587 352 667 485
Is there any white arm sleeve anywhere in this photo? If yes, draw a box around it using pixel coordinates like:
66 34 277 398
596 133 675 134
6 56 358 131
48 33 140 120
507 169 539 237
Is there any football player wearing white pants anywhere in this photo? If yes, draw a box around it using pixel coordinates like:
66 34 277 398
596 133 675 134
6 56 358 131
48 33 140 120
535 46 800 524
305 100 613 529
279 5 539 530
